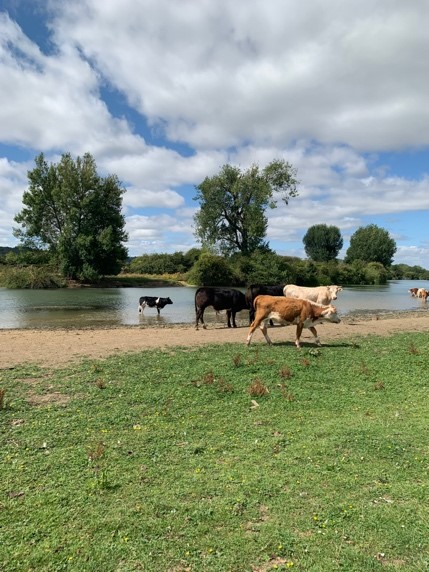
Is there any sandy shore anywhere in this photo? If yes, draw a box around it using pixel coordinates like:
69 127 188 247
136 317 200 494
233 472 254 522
1 310 428 368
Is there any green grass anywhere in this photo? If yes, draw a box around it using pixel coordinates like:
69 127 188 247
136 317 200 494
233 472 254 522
1 332 429 571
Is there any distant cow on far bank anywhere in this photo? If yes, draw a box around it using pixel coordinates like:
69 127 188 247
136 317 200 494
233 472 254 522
138 296 173 315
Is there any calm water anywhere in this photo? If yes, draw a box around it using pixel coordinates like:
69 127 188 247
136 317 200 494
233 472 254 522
0 280 428 330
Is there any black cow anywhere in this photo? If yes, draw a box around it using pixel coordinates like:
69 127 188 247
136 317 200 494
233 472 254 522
245 284 285 324
138 296 173 315
195 287 249 330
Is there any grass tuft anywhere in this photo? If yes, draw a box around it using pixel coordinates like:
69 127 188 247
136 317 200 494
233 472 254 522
248 377 269 397
0 388 5 410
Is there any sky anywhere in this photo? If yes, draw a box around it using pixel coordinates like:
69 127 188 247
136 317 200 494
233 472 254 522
1 0 429 267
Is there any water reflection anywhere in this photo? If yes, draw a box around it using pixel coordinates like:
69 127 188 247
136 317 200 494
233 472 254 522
0 280 427 330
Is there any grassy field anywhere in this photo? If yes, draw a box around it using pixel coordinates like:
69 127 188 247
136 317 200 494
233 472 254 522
1 332 429 571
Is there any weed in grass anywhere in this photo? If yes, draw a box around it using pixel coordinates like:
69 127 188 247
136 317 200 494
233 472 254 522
359 361 371 376
248 378 269 397
216 378 234 393
88 442 113 491
232 353 242 367
279 383 294 401
92 467 111 491
374 380 385 390
279 366 292 379
203 371 215 384
193 371 234 393
88 441 105 462
95 378 106 389
408 342 419 355
300 358 311 367
0 388 5 409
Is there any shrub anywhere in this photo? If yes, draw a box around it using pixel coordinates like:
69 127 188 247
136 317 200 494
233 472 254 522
0 266 66 288
186 253 241 286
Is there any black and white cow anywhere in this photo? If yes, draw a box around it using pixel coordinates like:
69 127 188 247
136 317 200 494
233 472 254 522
195 287 249 330
138 296 173 315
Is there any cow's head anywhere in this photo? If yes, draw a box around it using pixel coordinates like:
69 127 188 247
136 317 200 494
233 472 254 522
321 305 341 323
328 285 342 300
165 297 173 305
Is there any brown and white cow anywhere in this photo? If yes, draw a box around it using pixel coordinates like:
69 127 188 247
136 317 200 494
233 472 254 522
408 287 419 297
283 284 342 305
416 288 429 300
246 295 341 348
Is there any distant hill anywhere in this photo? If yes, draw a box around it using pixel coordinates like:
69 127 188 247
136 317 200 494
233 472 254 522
0 246 18 257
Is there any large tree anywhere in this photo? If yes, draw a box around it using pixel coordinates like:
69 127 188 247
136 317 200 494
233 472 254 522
303 224 343 262
193 160 299 255
14 152 128 280
345 224 397 267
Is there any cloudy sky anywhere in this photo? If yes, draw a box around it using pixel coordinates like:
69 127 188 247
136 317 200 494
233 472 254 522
1 0 429 266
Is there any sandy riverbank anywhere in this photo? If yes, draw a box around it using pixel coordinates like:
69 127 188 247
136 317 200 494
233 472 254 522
1 310 428 368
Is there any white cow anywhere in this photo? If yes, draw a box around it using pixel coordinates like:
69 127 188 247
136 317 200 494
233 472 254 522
283 284 342 306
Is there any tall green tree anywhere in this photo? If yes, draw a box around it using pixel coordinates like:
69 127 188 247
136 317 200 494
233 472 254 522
303 224 343 262
14 152 128 281
193 160 298 255
345 224 397 267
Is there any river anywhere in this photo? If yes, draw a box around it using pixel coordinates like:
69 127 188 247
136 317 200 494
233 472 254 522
0 280 428 330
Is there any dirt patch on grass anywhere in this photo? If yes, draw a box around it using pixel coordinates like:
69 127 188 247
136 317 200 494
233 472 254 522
1 311 428 369
26 391 71 406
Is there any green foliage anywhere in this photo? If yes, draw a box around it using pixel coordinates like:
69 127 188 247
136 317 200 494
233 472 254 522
186 252 241 286
2 333 429 570
0 266 66 288
345 224 397 267
390 263 429 280
364 261 388 285
303 224 344 261
4 247 52 266
128 250 197 275
14 152 128 281
194 160 298 255
231 251 295 285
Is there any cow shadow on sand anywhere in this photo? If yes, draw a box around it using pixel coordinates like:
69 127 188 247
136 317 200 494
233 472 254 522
269 340 358 349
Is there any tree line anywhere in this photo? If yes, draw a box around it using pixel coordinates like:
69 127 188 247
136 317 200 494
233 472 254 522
2 151 428 288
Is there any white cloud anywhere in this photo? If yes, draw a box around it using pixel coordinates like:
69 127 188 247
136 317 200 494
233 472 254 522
52 0 429 151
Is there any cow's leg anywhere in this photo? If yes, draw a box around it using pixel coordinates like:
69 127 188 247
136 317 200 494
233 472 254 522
246 318 260 345
247 318 271 345
231 310 238 328
138 301 147 314
260 321 272 345
308 326 321 346
226 310 232 328
156 307 161 315
195 306 206 330
295 323 304 348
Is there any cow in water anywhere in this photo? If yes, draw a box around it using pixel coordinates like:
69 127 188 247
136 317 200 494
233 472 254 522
195 287 248 330
138 296 173 315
